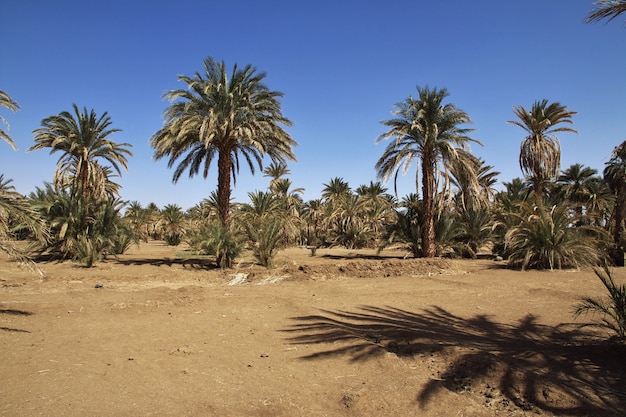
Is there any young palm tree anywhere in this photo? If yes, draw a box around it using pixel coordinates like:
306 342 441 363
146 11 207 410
376 86 480 257
29 104 133 201
159 204 186 245
574 263 626 340
150 56 297 226
586 0 626 23
238 190 287 267
505 199 607 270
0 90 20 151
508 100 577 197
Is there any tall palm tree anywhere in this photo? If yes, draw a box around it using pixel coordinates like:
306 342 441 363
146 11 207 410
0 90 20 151
508 99 577 197
150 56 297 226
376 86 480 257
29 104 133 201
586 0 626 23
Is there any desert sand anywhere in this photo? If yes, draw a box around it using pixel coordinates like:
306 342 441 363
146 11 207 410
1 241 625 416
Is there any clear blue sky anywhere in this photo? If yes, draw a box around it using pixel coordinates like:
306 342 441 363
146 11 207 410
1 0 625 210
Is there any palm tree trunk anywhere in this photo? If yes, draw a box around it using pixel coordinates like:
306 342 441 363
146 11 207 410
421 156 436 258
217 150 232 226
611 184 626 266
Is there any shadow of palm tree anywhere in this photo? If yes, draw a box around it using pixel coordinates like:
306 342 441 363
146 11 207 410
112 257 217 270
283 305 626 416
1 306 32 333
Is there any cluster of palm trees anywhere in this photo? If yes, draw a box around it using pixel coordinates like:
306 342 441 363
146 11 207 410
0 73 624 271
1 1 624 270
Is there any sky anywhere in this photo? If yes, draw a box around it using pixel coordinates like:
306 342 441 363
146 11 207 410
1 0 625 210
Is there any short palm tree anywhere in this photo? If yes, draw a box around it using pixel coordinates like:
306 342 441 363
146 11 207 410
0 90 20 151
376 86 480 257
586 0 626 23
505 199 606 270
29 104 133 201
238 190 287 267
508 100 577 197
159 204 186 245
574 263 626 341
151 56 297 226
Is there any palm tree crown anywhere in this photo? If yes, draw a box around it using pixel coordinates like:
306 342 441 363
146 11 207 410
0 90 20 151
29 104 133 200
586 0 626 23
375 85 480 257
150 56 297 225
508 99 577 197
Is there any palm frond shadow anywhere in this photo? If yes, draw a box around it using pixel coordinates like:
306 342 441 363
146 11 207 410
283 305 626 416
1 306 32 333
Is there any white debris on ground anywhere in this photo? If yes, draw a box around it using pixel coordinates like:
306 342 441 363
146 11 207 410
226 273 289 285
227 273 249 285
256 275 288 285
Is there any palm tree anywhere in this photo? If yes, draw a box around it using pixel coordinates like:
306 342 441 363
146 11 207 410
449 155 499 212
321 177 352 205
124 200 149 242
0 90 20 151
604 140 626 265
0 175 46 275
238 190 290 267
508 99 577 197
505 199 607 270
159 204 186 245
150 56 297 226
263 161 291 191
29 104 133 201
302 198 325 248
556 163 602 223
586 0 626 23
376 86 480 257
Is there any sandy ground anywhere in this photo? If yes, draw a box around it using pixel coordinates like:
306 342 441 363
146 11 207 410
1 241 625 417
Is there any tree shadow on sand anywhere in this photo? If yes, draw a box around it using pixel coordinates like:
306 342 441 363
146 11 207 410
0 306 32 333
112 257 217 270
283 305 626 416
